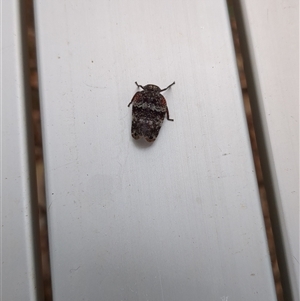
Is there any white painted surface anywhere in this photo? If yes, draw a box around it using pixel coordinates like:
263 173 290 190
2 1 42 300
236 1 299 299
34 0 276 300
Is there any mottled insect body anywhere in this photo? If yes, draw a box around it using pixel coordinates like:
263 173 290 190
128 81 175 142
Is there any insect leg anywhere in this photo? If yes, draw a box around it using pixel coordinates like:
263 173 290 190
160 81 175 92
127 94 136 107
128 92 140 107
166 106 174 121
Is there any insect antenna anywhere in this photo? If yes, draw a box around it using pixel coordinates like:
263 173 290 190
160 81 175 92
135 82 145 90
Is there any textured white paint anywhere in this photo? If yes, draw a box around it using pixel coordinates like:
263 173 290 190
236 1 299 299
34 0 276 300
2 1 43 300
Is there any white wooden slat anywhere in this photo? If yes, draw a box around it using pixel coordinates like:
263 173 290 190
2 1 43 300
34 1 277 300
234 1 299 300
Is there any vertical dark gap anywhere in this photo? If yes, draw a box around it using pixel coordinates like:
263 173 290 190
19 1 44 299
231 2 295 300
25 0 53 300
226 1 284 300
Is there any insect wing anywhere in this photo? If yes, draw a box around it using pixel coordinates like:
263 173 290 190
128 82 174 142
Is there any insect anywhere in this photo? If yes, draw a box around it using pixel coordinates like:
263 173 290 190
127 81 175 142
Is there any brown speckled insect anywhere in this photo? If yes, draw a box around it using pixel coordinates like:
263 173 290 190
127 81 175 142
